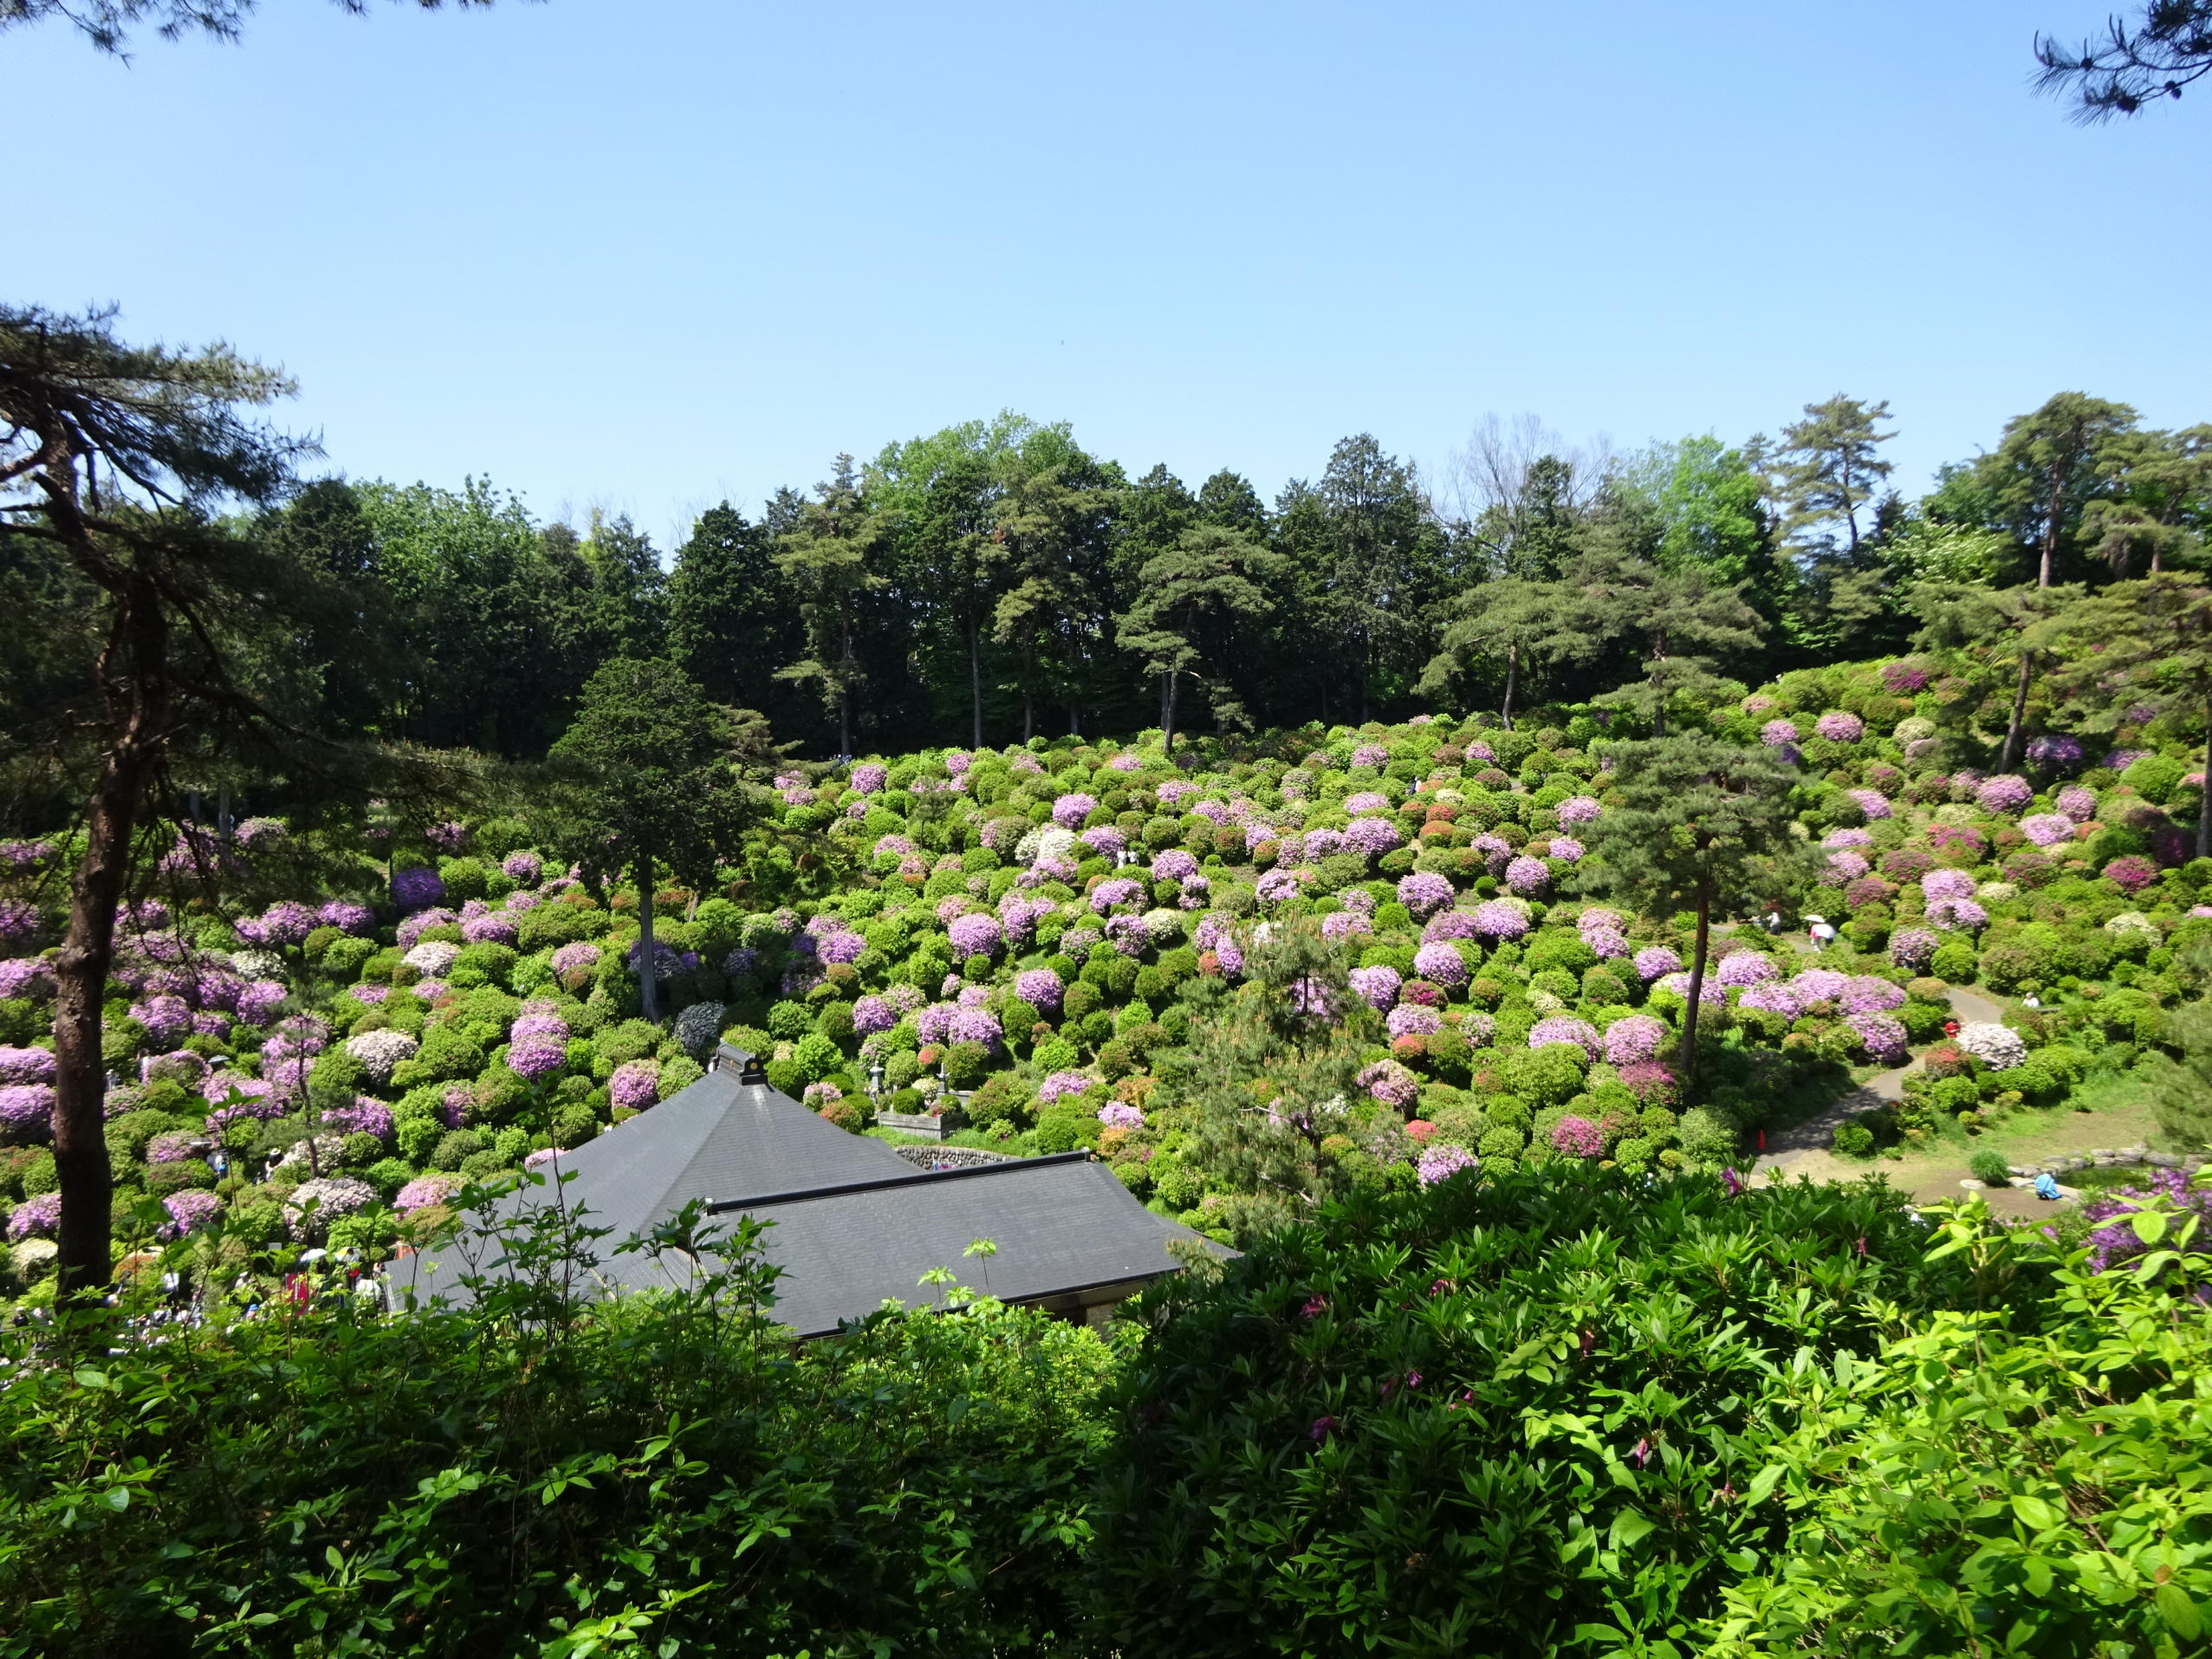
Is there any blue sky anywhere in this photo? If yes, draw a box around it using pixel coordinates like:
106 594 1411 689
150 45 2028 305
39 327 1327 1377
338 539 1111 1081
10 0 2207 548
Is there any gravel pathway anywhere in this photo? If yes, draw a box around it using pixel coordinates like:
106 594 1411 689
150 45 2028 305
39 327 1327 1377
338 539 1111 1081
1750 982 2001 1178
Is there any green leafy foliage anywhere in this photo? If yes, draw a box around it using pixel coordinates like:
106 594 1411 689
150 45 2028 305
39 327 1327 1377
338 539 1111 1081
1084 1168 2006 1654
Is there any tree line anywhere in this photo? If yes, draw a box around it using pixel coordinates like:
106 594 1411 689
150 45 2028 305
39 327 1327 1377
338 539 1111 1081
27 392 2190 778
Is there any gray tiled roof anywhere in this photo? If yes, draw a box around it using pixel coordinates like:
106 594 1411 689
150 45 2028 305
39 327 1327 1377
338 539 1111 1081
719 1153 1207 1337
390 1066 1213 1331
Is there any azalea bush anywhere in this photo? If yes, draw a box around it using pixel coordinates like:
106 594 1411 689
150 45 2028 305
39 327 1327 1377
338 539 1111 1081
0 1189 1123 1657
1082 1166 2022 1656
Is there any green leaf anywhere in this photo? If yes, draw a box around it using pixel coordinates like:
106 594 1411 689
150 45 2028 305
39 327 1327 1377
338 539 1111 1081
2130 1209 2170 1247
102 1486 130 1513
2010 1494 2063 1532
1610 1509 1656 1552
1743 1465 1785 1507
2157 1582 2202 1640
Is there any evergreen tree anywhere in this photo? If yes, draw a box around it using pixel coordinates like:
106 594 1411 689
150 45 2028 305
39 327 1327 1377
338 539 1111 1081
1555 547 1764 736
2050 574 2212 854
987 430 1114 741
0 302 406 1299
1317 435 1437 721
1172 922 1372 1240
871 415 1033 748
1911 581 2083 772
578 510 666 661
1576 735 1807 1085
2079 424 2212 576
1964 393 2141 586
2035 3 2212 120
1110 465 1198 733
1116 522 1282 750
548 658 757 1022
1195 469 1269 537
665 502 795 716
775 457 887 757
1776 395 1895 559
1416 575 1562 729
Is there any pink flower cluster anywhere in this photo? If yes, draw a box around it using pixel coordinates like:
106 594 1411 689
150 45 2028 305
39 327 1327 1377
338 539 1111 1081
1416 1144 1477 1186
1550 1115 1604 1157
1386 1004 1442 1040
1975 774 2034 815
1602 1014 1668 1066
1470 901 1529 941
1813 710 1864 742
1037 1071 1094 1105
1053 793 1100 829
1556 795 1601 825
1528 1016 1599 1057
1412 942 1468 988
1358 1060 1419 1110
1090 878 1145 914
1396 872 1454 918
1343 816 1403 857
1713 950 1780 988
1348 964 1402 1010
948 913 1002 959
1847 789 1892 820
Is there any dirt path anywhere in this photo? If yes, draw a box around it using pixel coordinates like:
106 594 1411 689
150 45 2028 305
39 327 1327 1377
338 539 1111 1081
1751 983 2002 1181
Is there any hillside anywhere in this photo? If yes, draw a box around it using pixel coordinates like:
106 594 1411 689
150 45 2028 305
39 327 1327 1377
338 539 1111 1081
3 650 2209 1293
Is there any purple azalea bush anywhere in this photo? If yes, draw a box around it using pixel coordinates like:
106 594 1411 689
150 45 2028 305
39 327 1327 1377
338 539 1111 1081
1528 1016 1599 1057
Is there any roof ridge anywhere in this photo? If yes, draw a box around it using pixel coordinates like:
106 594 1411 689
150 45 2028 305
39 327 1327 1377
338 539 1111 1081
705 1150 1097 1213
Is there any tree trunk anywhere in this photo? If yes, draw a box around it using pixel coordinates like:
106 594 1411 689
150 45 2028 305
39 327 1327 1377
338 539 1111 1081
1501 639 1518 732
1680 883 1711 1086
2001 651 2033 771
969 618 983 750
53 575 171 1302
636 855 659 1023
838 692 850 760
1164 670 1180 755
2040 465 2066 587
2201 703 2211 860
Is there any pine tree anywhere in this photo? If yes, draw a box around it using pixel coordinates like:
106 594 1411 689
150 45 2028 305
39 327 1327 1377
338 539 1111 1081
987 434 1113 741
1557 547 1763 736
1115 523 1282 750
548 658 759 1022
1576 735 1807 1085
1910 581 2083 772
2079 425 2212 576
0 302 433 1299
1974 393 2141 586
1171 922 1372 1240
1416 575 1562 729
1776 395 1895 559
775 457 887 757
2049 574 2212 854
